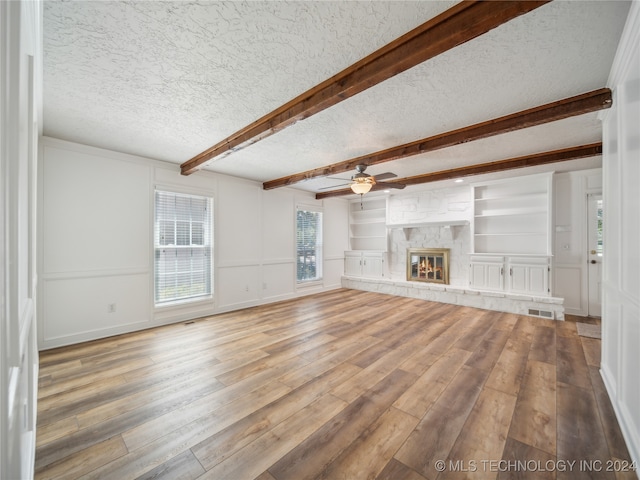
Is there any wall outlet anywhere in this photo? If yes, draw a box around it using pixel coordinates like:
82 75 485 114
107 303 116 313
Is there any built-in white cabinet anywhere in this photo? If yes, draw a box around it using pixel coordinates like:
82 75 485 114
349 197 387 251
344 251 386 278
469 256 504 292
508 256 550 296
346 197 388 278
470 255 550 296
472 173 552 255
470 173 552 297
345 251 362 277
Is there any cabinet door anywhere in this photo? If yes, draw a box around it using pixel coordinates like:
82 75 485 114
362 253 384 278
509 264 528 293
508 262 549 295
485 263 504 290
470 260 504 291
344 253 362 276
469 263 487 289
527 264 548 295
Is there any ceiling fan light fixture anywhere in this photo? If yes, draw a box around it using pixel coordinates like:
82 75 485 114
350 182 372 194
350 177 374 194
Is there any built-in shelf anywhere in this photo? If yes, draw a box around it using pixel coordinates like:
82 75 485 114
349 197 387 251
474 192 547 202
347 197 388 277
472 173 552 256
352 218 386 225
474 210 546 218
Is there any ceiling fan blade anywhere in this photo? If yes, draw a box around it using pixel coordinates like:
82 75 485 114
375 182 406 190
373 172 397 181
318 182 351 190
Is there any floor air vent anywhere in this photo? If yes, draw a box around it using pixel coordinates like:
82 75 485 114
528 308 554 319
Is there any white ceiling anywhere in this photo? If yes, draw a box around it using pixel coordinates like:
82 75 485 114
43 1 631 194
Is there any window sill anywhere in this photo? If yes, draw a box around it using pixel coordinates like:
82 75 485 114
296 280 323 290
154 295 213 311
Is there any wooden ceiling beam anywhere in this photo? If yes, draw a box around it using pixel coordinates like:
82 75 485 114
265 88 612 190
314 143 602 199
181 0 550 175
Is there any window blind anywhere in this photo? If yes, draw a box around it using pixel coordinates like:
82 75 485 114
296 209 323 282
155 190 213 305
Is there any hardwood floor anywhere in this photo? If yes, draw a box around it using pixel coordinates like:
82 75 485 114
35 289 636 480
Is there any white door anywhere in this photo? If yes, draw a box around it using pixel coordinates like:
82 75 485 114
587 194 603 317
1 2 40 477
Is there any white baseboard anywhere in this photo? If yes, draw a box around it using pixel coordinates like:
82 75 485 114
600 366 640 479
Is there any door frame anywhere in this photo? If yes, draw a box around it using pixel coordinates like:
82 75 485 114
586 192 603 317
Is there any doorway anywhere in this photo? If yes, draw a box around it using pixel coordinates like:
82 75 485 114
587 193 603 317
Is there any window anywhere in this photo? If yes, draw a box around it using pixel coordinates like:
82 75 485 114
155 190 213 305
296 208 323 283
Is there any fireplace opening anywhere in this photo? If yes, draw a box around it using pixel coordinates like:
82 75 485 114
407 248 450 284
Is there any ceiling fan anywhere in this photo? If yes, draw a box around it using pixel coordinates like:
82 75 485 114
321 164 406 195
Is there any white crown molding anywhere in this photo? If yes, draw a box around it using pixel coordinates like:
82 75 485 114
609 0 640 87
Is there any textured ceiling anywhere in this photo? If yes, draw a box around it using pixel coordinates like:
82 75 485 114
43 1 631 194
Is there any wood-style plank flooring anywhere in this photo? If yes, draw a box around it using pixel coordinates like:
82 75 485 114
35 289 636 479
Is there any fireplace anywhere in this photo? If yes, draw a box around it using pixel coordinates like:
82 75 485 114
407 248 450 284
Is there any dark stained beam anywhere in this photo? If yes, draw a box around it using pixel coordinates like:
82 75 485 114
181 1 550 175
314 143 602 199
265 88 612 190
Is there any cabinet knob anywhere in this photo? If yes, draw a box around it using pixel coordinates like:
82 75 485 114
590 250 597 255
590 260 597 264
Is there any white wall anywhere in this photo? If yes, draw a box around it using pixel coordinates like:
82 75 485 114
601 0 640 469
1 0 42 478
553 169 602 316
39 138 348 349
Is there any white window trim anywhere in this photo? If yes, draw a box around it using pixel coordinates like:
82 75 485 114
295 204 324 286
153 187 214 308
